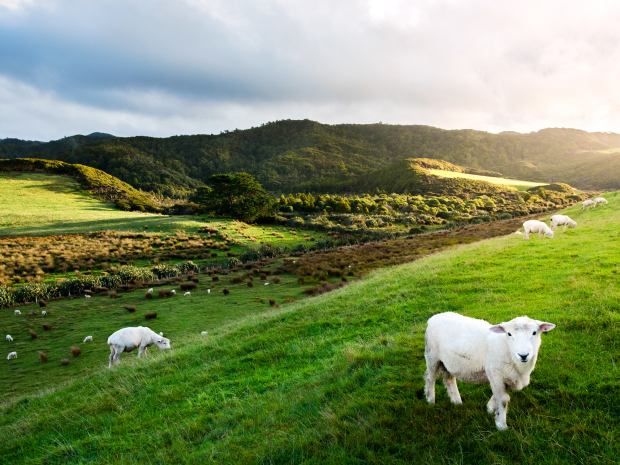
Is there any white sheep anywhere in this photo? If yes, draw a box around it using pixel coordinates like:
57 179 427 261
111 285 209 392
41 311 47 316
184 291 191 297
201 331 208 336
424 312 556 430
514 231 523 235
522 220 554 240
107 326 171 368
148 288 153 293
14 310 21 315
85 295 91 298
207 289 211 294
582 199 596 210
7 352 17 360
593 197 608 206
550 214 577 231
170 290 176 294
83 336 93 342
6 335 13 342
264 282 269 286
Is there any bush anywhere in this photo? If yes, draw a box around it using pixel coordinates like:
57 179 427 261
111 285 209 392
499 213 512 220
42 323 52 331
145 312 158 320
269 299 276 306
61 359 70 366
39 300 47 307
124 306 136 313
71 347 82 358
30 330 38 340
223 288 230 295
39 352 48 363
145 292 153 300
247 281 253 288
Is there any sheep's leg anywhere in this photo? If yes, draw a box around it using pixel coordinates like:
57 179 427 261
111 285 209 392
487 395 497 414
490 380 510 430
108 346 115 368
424 354 442 404
443 373 462 404
523 229 529 240
138 345 145 357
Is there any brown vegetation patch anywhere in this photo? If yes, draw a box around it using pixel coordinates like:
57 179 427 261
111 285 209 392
71 346 82 357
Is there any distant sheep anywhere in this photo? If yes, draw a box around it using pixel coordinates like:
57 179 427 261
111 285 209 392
201 331 208 336
41 311 47 316
7 352 17 360
424 312 556 430
85 295 91 298
6 335 13 342
14 310 21 315
83 336 93 342
522 220 554 240
207 289 211 294
107 326 171 367
550 215 577 231
148 288 153 293
170 290 176 294
582 199 596 210
184 291 191 297
514 231 523 235
594 197 608 206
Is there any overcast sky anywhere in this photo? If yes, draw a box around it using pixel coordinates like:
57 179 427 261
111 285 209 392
2 0 620 140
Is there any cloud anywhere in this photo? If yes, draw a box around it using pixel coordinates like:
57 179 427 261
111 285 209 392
2 0 620 139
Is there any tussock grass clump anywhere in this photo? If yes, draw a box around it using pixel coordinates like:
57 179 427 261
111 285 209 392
145 292 153 300
145 312 157 320
212 276 220 282
269 299 276 306
247 281 253 288
109 290 118 299
71 347 81 358
180 282 197 291
124 306 136 313
60 359 70 366
39 300 47 307
38 352 48 363
229 275 244 285
273 276 280 284
260 273 267 280
29 329 38 340
84 290 93 296
42 323 52 331
158 289 174 299
223 288 230 295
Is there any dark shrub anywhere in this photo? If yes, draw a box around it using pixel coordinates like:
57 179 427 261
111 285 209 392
269 299 276 306
223 288 230 295
71 346 82 357
211 253 218 258
247 281 253 288
158 289 173 298
124 306 136 313
145 292 153 300
30 329 38 340
229 275 244 284
273 276 280 284
42 323 52 331
84 290 93 296
38 352 48 363
39 300 47 307
260 273 267 280
212 276 219 282
499 213 512 220
61 359 70 366
145 312 158 320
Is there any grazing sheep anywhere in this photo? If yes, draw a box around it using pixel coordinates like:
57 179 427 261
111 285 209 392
85 295 91 298
264 282 270 286
148 288 153 293
41 311 47 316
14 310 21 315
522 220 554 240
424 312 556 430
6 335 13 342
582 199 596 210
550 215 577 231
201 331 208 336
184 291 191 297
107 326 171 368
514 231 523 235
170 290 176 294
594 197 608 206
207 289 211 294
83 336 93 342
7 352 17 360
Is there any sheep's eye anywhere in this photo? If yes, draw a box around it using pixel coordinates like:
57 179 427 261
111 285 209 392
533 331 537 336
507 333 512 337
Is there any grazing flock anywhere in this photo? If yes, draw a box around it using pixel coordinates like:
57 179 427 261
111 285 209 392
3 196 610 431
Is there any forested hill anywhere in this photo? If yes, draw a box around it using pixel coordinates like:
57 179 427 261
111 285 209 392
2 120 620 195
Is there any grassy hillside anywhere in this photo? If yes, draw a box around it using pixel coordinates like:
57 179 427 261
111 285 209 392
3 121 620 193
1 194 618 463
426 169 548 191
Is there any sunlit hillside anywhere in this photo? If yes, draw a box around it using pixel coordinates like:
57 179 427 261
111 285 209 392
426 169 549 191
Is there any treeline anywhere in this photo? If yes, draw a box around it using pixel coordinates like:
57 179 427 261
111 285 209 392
3 120 620 195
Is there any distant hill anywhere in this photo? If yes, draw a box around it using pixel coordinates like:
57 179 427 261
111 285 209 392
0 158 161 212
2 121 620 194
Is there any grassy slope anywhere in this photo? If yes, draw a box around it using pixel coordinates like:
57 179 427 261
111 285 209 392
1 194 619 463
426 169 548 190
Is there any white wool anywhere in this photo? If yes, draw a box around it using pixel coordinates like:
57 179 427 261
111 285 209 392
550 215 577 231
264 282 269 286
14 310 21 315
83 336 93 342
107 326 171 368
170 290 176 294
41 311 47 315
6 335 13 342
582 199 596 210
207 289 211 294
148 288 153 293
593 197 608 205
514 231 523 235
424 312 555 430
184 291 191 296
85 295 91 298
201 331 208 336
522 220 554 240
7 352 17 360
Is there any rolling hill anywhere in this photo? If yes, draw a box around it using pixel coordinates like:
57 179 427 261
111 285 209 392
0 193 618 463
2 121 620 194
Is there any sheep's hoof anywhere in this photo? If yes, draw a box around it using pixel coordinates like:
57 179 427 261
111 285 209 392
495 422 508 431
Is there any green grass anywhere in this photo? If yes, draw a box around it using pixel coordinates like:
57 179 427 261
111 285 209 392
0 194 619 463
427 169 548 190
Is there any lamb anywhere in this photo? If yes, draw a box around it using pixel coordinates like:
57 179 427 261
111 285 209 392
7 352 17 360
514 231 523 235
582 199 596 210
522 220 554 240
85 295 91 298
41 311 47 316
107 326 171 368
83 336 93 342
550 215 577 231
170 290 176 294
424 312 556 430
594 197 608 206
201 331 208 336
148 288 153 293
14 310 21 315
6 335 13 342
184 291 191 297
207 289 211 294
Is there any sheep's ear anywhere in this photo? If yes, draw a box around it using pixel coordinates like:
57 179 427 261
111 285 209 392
537 322 556 333
489 324 506 333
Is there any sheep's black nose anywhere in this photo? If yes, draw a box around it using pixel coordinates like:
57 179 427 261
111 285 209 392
518 353 529 362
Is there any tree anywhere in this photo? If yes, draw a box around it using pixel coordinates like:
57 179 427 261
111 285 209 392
198 173 274 222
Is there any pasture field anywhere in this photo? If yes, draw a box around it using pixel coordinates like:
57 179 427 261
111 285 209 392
0 193 618 463
426 169 549 190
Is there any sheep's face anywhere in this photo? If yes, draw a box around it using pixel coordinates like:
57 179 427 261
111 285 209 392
569 220 577 228
155 337 171 350
490 317 555 364
546 230 554 238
